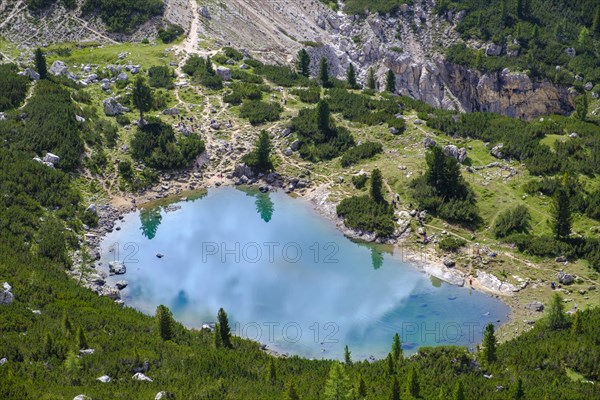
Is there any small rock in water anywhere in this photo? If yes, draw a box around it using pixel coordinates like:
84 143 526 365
156 253 164 258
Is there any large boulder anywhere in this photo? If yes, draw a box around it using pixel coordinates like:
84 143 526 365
108 261 126 275
44 152 61 166
97 375 111 383
23 68 40 80
0 282 13 305
103 98 124 116
443 145 467 163
290 140 301 151
556 272 574 285
162 107 180 116
485 43 503 56
216 66 232 81
200 6 211 18
132 372 153 382
49 60 69 76
423 137 437 148
116 280 129 290
525 301 544 312
116 72 128 82
233 163 255 179
490 144 504 159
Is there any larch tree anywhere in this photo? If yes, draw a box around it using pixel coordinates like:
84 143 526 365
323 362 353 400
392 332 403 363
132 76 153 124
344 345 352 366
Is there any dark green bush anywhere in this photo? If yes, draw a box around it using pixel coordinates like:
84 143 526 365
148 66 174 89
158 24 184 44
337 195 396 237
0 64 29 111
340 141 383 167
351 174 369 189
494 205 531 238
438 236 467 252
291 88 321 103
82 0 164 33
239 100 283 125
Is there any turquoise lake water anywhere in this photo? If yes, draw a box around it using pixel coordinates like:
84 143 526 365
100 187 510 360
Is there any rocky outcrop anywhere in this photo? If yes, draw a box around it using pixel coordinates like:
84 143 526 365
477 270 518 294
0 282 14 305
443 145 467 163
556 272 574 285
103 98 126 116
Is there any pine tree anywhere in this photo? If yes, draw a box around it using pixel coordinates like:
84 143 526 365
214 322 222 348
206 56 215 75
576 95 588 121
344 345 352 366
513 377 525 400
407 367 420 398
438 387 449 400
357 374 367 398
132 76 153 124
156 305 174 341
316 100 331 135
62 310 73 335
516 0 527 19
34 48 47 79
386 352 394 376
571 309 582 334
548 293 567 330
578 27 591 47
43 332 54 358
319 57 331 88
551 176 572 240
267 358 276 383
217 307 232 348
392 333 403 363
453 381 465 400
346 63 357 89
297 49 311 77
249 130 272 171
64 350 82 383
367 67 376 90
500 0 507 22
482 323 497 364
593 6 600 35
323 362 353 400
76 326 88 350
385 70 396 93
391 376 400 400
370 169 385 203
286 380 300 400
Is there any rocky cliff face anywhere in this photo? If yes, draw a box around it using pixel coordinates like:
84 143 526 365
0 0 573 118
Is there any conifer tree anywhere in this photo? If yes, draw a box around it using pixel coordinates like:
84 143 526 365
319 57 331 88
548 293 567 330
551 175 572 240
367 67 376 90
156 305 174 341
297 49 311 77
62 310 73 335
214 322 222 348
132 76 153 124
357 374 367 398
386 352 394 376
593 6 600 35
571 309 582 334
513 377 525 400
218 307 232 348
286 380 300 400
385 70 396 93
370 168 385 203
482 323 497 364
392 333 403 363
391 376 400 400
407 367 420 398
323 362 353 400
316 100 331 135
76 326 88 350
34 48 47 79
453 380 465 400
346 63 357 89
267 358 276 383
344 345 352 366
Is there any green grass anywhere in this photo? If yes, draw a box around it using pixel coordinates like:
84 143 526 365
45 42 176 68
